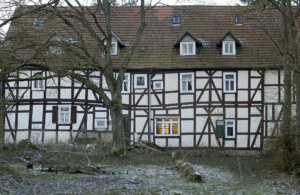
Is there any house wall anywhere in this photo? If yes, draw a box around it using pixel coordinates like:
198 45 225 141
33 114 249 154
3 68 288 150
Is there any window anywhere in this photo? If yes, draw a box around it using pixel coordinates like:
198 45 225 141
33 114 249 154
225 119 235 138
58 105 71 124
173 14 181 25
111 42 118 55
223 72 236 93
122 73 130 93
180 42 196 56
31 71 45 90
153 81 163 90
222 41 236 56
104 41 118 55
95 118 107 130
155 117 179 136
235 15 243 25
48 45 63 56
134 74 147 88
33 18 45 28
180 73 194 93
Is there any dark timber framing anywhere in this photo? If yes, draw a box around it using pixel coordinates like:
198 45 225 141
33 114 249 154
3 67 290 150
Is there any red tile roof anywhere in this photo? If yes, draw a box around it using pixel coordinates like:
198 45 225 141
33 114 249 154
8 5 291 69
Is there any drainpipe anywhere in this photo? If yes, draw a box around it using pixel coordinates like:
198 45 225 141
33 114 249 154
148 71 152 142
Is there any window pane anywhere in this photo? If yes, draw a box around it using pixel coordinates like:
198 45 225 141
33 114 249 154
226 81 229 91
188 81 192 91
111 43 116 54
188 43 194 54
123 81 128 91
164 123 170 134
227 121 233 125
230 81 234 90
182 75 192 81
60 113 64 122
225 75 234 79
182 44 187 54
65 113 69 123
227 127 233 136
182 81 187 91
137 77 144 86
225 43 228 53
172 123 178 134
230 43 233 53
157 123 163 134
34 80 38 88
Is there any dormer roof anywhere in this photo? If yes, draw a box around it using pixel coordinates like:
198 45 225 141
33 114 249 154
174 31 202 47
216 31 242 47
101 32 127 47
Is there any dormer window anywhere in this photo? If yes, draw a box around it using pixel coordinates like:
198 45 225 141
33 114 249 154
180 42 195 56
104 40 118 56
235 15 243 25
173 14 181 25
33 18 45 28
222 41 236 56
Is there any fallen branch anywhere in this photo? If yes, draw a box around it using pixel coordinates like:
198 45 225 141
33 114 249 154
126 138 164 153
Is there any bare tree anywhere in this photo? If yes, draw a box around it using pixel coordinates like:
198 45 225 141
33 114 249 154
33 0 152 154
241 0 300 170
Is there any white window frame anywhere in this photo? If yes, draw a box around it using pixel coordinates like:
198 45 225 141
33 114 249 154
104 40 118 56
180 72 194 93
134 74 147 89
173 14 181 25
58 105 71 124
48 45 63 56
154 116 180 136
222 41 236 56
180 42 196 56
95 118 107 131
225 119 235 138
111 41 118 56
223 72 236 93
115 73 130 93
31 71 45 90
153 81 163 90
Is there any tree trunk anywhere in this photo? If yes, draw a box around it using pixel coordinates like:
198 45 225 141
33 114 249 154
282 63 293 151
296 72 300 152
0 80 4 144
110 93 126 155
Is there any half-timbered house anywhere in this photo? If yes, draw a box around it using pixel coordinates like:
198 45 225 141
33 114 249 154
3 6 295 150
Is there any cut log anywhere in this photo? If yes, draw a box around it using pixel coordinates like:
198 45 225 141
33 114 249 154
171 151 203 182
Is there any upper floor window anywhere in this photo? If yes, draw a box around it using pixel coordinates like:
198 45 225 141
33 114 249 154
222 41 236 56
173 14 181 25
180 73 194 93
225 119 235 138
153 81 163 90
235 15 243 25
180 42 196 56
223 72 236 93
134 74 147 89
122 73 130 93
31 71 45 90
33 18 45 28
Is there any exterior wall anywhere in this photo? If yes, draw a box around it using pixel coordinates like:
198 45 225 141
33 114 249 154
3 68 289 150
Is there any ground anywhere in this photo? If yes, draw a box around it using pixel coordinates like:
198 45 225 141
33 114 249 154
0 141 299 194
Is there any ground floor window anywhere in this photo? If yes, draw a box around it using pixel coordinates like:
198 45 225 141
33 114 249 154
225 119 235 138
155 117 179 136
58 105 71 124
